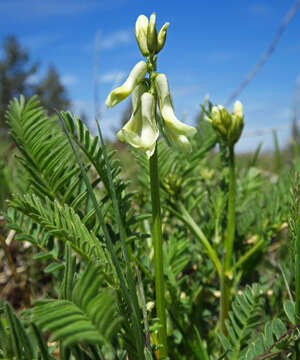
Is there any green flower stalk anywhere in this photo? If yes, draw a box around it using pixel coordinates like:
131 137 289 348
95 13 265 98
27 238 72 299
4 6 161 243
106 12 196 358
207 101 244 334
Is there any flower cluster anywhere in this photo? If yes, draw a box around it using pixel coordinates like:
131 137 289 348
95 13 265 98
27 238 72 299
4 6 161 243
206 101 244 146
134 13 169 56
105 13 197 158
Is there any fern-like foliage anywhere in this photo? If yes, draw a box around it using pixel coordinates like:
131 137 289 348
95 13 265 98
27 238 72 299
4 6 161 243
0 302 55 360
5 96 147 358
241 299 299 360
9 193 106 263
0 303 35 359
61 111 115 196
34 262 122 348
6 96 81 202
60 111 139 230
219 284 263 360
6 97 112 222
244 318 290 360
220 285 300 360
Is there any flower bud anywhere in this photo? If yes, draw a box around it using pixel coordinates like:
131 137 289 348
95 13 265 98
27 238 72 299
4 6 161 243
135 15 149 56
147 13 158 53
233 100 243 119
156 22 170 53
209 102 244 145
211 105 231 139
164 172 183 197
155 73 196 151
105 61 147 107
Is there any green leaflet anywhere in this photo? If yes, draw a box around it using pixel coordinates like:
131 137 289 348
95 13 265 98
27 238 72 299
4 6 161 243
9 193 106 262
34 262 122 348
218 284 263 360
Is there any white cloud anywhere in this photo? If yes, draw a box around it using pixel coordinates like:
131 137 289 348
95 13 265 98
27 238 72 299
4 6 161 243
100 71 125 83
101 30 132 49
27 72 78 87
83 30 132 53
61 74 79 86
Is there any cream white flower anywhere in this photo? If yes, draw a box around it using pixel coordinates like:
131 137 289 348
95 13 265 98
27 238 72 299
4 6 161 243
117 89 159 159
165 131 193 152
135 15 149 56
140 92 159 158
117 83 147 142
155 73 196 151
105 61 147 107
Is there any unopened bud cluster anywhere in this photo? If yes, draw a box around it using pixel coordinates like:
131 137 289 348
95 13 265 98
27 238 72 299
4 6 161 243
206 101 244 146
135 13 169 56
105 13 196 158
163 172 183 198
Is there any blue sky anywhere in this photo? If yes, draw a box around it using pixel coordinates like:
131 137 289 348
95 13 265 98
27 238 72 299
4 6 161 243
0 0 300 152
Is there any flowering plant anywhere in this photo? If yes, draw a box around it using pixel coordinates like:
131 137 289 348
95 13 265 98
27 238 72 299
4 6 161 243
106 13 196 158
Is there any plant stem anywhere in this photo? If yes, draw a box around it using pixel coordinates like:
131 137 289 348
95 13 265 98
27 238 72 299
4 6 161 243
149 145 168 358
221 144 236 334
236 236 264 269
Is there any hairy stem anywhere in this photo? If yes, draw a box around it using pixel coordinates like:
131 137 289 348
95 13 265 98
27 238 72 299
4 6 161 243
221 144 236 334
149 146 168 358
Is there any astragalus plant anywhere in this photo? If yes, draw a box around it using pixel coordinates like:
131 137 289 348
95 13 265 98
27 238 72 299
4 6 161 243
106 12 196 357
1 12 300 360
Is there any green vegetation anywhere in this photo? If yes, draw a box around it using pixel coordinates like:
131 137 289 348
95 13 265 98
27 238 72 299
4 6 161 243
1 13 300 360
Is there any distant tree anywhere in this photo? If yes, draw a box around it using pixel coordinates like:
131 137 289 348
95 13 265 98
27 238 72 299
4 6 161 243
36 65 70 115
0 36 71 130
0 35 37 128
